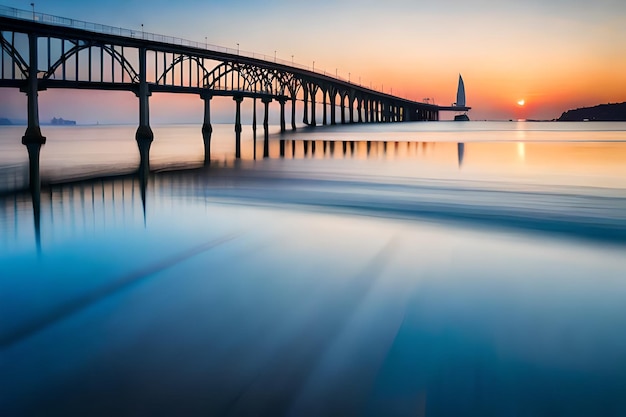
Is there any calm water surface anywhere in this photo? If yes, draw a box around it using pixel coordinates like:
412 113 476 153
1 121 626 416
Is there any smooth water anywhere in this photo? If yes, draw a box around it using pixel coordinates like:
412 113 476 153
1 121 626 416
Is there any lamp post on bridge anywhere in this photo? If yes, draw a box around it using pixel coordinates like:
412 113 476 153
141 24 144 39
205 36 207 49
348 72 350 83
291 55 294 65
274 50 276 62
236 43 239 55
30 3 34 20
312 61 315 72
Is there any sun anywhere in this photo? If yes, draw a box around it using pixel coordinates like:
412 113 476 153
517 99 525 106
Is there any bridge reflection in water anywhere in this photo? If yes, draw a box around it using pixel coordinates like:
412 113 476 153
0 137 465 254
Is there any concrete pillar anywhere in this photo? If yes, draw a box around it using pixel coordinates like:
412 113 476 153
322 89 327 125
303 85 309 125
340 95 346 124
252 97 257 131
135 47 154 143
349 97 354 123
234 96 243 159
291 95 297 130
137 136 151 180
262 97 271 158
310 87 317 126
357 99 363 123
201 93 213 165
330 93 336 125
279 98 286 132
22 33 46 146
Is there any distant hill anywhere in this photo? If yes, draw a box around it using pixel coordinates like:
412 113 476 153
558 102 626 121
0 117 12 125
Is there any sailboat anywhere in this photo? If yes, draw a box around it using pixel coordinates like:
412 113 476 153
454 74 470 121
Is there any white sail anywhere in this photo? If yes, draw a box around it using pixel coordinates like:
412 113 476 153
456 74 466 107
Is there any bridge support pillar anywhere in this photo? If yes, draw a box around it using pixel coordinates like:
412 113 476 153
322 89 327 125
303 86 309 125
310 87 317 127
330 94 336 125
234 96 243 159
291 96 297 130
357 100 363 123
262 97 271 158
349 97 354 123
340 97 346 124
201 93 213 165
22 33 46 146
252 97 256 131
252 98 257 131
135 47 154 144
278 98 286 133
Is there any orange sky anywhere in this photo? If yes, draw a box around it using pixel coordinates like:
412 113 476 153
1 0 626 122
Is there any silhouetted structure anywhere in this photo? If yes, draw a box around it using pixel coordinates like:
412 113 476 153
1 6 470 169
558 102 626 121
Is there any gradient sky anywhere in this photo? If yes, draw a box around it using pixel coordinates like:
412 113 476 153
1 0 626 122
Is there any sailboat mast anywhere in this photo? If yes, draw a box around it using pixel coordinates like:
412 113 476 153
456 74 466 108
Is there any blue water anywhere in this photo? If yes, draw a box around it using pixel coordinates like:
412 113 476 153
1 122 626 416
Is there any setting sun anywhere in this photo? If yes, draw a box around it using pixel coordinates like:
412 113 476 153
517 99 525 106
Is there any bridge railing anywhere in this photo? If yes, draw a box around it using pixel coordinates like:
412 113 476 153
0 5 320 73
0 5 420 101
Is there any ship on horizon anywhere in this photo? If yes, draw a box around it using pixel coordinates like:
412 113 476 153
454 74 470 121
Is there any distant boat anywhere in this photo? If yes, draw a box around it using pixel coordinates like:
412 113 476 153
454 74 470 121
51 117 76 126
456 74 466 107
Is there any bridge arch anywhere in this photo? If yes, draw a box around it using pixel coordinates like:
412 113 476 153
156 54 211 88
42 41 139 82
203 61 277 94
0 33 29 79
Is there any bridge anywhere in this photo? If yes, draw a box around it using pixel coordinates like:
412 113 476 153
0 5 470 185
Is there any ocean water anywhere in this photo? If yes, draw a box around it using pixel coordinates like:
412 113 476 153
1 121 626 416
